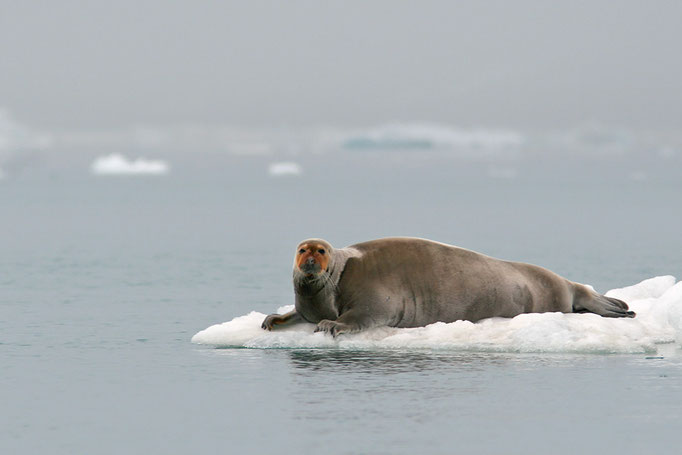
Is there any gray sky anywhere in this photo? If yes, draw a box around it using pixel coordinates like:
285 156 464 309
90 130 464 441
1 0 681 130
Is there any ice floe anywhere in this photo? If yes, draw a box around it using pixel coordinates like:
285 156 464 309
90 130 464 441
193 276 682 354
90 153 169 175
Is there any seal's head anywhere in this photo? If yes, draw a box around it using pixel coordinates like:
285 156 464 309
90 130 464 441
293 238 333 280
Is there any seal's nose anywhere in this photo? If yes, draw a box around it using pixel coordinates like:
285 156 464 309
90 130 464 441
305 257 316 266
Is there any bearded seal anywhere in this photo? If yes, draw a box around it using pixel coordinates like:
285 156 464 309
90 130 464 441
261 237 635 337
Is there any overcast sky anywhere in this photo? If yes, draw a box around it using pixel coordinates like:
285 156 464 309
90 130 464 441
1 0 681 130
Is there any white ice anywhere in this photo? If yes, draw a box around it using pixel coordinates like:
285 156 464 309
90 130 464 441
90 153 169 176
268 162 302 176
192 276 682 354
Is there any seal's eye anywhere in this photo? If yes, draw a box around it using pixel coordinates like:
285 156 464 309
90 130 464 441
318 249 325 255
298 249 306 254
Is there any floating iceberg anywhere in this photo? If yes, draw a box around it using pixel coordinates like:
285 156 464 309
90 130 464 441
192 276 682 354
90 153 169 176
268 162 302 176
343 123 524 152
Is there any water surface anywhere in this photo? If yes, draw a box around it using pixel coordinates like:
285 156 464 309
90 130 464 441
2 154 681 454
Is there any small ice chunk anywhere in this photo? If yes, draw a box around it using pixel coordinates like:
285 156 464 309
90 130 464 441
268 162 302 176
91 153 169 176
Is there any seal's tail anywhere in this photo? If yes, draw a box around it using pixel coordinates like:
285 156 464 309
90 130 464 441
574 293 636 318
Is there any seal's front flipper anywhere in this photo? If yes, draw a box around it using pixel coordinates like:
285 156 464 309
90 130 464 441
314 319 351 337
261 310 303 330
573 292 636 318
313 309 378 337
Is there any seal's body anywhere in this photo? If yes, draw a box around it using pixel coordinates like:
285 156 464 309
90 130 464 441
262 237 634 336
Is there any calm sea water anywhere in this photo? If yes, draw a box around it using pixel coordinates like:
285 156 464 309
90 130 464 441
2 152 682 454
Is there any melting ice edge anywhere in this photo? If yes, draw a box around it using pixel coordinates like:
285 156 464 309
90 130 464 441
192 276 682 353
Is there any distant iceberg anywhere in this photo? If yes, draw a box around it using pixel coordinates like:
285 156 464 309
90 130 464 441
546 123 634 156
343 123 524 152
193 275 682 354
0 108 53 153
90 153 169 176
268 162 302 177
0 108 52 178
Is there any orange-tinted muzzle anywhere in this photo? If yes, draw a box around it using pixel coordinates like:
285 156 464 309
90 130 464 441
296 243 329 275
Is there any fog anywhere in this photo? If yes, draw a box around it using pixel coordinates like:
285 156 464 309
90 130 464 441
1 0 681 130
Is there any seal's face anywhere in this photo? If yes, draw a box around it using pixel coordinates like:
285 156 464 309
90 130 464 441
295 242 330 278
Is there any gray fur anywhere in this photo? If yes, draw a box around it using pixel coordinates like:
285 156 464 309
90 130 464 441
262 237 635 337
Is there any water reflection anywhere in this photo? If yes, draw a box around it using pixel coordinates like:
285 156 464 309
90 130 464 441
287 349 507 375
286 349 604 376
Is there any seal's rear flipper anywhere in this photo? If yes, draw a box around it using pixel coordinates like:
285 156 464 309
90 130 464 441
573 293 636 318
